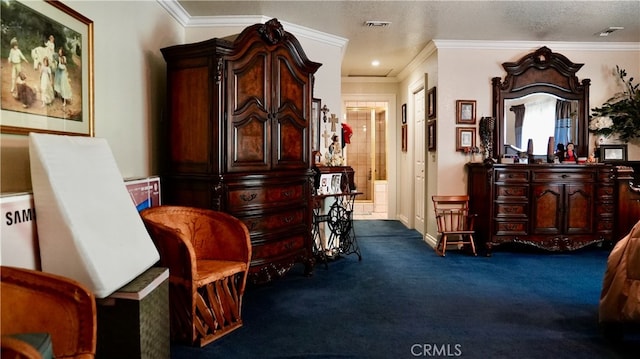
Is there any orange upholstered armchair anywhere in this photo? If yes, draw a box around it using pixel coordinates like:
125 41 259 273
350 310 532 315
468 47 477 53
140 206 252 347
1 266 97 359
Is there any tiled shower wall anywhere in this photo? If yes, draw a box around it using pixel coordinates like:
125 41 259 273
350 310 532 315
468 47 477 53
345 102 387 202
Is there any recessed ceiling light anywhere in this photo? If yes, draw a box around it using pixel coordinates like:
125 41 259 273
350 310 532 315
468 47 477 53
371 60 380 67
364 20 391 27
597 26 624 37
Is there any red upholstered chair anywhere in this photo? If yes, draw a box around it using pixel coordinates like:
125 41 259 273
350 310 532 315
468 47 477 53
432 195 477 257
1 266 97 359
140 206 252 347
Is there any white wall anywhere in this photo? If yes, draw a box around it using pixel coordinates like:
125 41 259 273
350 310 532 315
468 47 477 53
1 0 184 192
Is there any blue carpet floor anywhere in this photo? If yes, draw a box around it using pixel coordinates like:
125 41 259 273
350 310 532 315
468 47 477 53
172 220 638 358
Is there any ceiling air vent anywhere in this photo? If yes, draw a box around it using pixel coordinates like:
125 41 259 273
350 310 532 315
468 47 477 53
597 26 624 37
364 20 391 27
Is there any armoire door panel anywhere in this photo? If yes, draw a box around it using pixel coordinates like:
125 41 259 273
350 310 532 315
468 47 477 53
273 114 308 168
228 115 270 172
228 52 269 115
273 50 307 114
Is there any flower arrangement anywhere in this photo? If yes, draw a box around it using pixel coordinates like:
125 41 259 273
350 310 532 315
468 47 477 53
590 66 640 142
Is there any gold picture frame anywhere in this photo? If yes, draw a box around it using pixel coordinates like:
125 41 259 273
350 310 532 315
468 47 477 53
1 0 94 136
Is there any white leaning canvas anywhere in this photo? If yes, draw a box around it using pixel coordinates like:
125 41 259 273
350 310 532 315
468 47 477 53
29 133 159 298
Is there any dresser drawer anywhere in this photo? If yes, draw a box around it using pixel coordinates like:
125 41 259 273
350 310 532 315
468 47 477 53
597 219 614 232
494 220 528 235
596 202 615 216
597 185 614 198
495 185 529 200
532 171 594 182
495 203 528 217
227 183 305 211
241 207 306 233
495 169 529 182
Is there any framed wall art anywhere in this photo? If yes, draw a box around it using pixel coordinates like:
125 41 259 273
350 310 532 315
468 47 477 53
401 124 408 152
456 100 476 124
1 0 94 136
401 103 407 124
599 144 627 163
427 87 436 119
311 98 321 152
427 120 436 152
456 127 476 151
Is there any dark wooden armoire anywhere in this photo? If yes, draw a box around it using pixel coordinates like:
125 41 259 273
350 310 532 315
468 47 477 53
160 19 322 283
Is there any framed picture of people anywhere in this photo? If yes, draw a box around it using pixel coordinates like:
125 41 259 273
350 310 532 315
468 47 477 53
1 0 94 136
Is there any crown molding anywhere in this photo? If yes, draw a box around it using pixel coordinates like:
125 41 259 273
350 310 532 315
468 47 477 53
157 0 348 50
432 40 640 52
156 0 190 26
396 41 438 82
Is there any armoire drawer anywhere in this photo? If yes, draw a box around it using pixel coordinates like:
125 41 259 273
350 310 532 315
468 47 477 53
227 183 305 211
251 234 307 263
240 207 306 233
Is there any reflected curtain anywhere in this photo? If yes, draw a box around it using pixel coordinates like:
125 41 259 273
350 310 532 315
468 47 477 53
510 105 525 148
554 100 572 145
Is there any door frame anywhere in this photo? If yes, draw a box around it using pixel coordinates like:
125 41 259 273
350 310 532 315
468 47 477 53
342 94 397 219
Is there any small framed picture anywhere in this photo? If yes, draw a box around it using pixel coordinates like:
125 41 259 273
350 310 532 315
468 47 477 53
456 127 476 151
599 144 627 162
401 124 408 152
456 100 476 124
427 120 436 152
401 103 407 124
427 87 436 119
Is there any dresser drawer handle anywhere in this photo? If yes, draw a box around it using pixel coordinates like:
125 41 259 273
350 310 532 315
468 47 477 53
561 174 568 178
281 190 292 197
240 193 257 202
281 216 294 224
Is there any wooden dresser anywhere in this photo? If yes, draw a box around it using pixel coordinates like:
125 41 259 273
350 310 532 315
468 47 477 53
466 162 614 254
160 19 321 283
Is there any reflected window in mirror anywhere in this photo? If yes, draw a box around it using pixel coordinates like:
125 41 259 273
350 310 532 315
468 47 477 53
504 94 578 155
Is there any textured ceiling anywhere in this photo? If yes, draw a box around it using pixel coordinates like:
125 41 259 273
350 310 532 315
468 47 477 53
174 1 640 77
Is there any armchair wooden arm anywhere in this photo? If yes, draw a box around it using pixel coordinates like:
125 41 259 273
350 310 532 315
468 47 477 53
1 266 96 359
140 206 252 346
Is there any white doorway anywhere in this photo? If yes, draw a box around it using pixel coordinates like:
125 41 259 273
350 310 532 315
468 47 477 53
345 101 388 219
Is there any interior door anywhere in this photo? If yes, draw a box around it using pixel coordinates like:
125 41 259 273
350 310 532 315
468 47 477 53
414 87 426 233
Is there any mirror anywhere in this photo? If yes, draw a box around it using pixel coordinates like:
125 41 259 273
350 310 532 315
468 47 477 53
504 95 579 155
492 47 590 160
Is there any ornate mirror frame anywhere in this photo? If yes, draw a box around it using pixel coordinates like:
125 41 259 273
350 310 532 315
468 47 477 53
492 46 591 159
